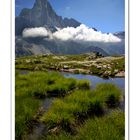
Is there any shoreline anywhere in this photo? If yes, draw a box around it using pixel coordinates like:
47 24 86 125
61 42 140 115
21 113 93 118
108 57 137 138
16 68 125 79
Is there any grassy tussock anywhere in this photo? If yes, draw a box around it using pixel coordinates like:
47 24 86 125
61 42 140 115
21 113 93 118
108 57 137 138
41 83 122 131
41 90 104 129
76 80 90 90
43 110 124 140
94 83 122 108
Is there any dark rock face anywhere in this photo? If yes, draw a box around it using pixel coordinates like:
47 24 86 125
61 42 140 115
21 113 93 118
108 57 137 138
114 31 125 39
15 36 51 57
15 0 81 35
63 18 81 28
16 35 125 57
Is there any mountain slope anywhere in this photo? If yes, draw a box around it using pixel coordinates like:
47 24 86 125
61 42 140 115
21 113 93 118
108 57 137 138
114 31 125 39
15 0 125 57
15 0 81 35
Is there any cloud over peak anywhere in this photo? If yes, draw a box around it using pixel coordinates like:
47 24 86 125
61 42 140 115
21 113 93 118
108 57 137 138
22 27 49 38
53 24 121 42
22 24 121 43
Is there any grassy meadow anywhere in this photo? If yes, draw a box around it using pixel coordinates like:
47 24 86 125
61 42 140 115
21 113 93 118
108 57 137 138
16 69 124 140
16 53 125 78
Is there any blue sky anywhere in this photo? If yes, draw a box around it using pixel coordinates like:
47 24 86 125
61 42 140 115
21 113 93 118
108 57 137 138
15 0 124 33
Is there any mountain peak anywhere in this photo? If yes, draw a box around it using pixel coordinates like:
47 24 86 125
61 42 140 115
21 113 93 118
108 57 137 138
34 0 50 9
35 0 48 3
16 0 81 35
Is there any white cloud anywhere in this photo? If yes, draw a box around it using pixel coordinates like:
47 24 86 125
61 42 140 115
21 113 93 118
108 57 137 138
22 24 121 43
53 24 121 43
22 27 49 38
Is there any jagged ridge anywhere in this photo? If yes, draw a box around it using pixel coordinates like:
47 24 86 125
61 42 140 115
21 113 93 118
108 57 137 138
15 0 81 35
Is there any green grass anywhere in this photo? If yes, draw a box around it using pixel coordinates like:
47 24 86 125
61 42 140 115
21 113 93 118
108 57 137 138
15 70 123 140
111 57 125 71
41 83 122 132
94 83 122 108
41 90 104 131
42 110 124 140
76 80 90 90
16 54 125 78
16 72 49 139
15 97 41 139
47 78 77 97
75 110 124 140
16 71 80 98
90 65 102 75
15 71 76 139
15 71 91 139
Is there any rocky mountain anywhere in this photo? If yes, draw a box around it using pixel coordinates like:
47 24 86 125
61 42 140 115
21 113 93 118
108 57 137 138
15 0 81 35
15 0 125 57
16 35 125 57
114 31 125 39
15 36 52 57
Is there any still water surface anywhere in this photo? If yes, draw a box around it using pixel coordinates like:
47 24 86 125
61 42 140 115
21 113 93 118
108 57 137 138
62 72 125 91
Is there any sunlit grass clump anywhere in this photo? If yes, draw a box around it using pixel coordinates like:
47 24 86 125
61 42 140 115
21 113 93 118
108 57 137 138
41 83 122 132
75 110 125 140
16 71 80 98
94 83 122 108
76 80 90 90
47 78 77 96
41 90 104 131
43 110 124 140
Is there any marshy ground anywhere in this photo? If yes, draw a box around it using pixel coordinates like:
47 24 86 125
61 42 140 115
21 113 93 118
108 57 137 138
15 53 125 140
